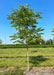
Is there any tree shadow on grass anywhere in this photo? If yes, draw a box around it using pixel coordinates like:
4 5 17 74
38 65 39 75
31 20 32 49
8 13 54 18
30 55 45 59
29 55 49 67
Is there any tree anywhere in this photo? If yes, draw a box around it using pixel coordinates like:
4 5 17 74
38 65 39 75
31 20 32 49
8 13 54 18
7 4 44 71
27 36 45 45
39 38 45 45
27 37 36 45
46 39 53 45
35 36 45 45
0 39 2 44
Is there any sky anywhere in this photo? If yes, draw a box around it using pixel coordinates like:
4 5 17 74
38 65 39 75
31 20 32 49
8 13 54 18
0 0 54 44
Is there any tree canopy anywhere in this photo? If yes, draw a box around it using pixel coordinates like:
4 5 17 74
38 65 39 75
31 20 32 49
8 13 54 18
27 37 45 45
7 4 44 44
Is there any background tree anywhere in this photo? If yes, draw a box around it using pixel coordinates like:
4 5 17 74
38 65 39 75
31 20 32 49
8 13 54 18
40 38 45 45
46 39 53 45
7 4 44 71
0 39 2 44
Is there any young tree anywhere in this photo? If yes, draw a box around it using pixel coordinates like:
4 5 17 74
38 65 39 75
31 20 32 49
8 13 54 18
7 4 44 71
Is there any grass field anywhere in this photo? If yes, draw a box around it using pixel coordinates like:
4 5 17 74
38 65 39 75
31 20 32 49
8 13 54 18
0 48 54 70
0 48 54 58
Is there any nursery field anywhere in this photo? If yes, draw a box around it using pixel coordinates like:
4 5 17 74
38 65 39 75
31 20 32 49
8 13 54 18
0 48 54 70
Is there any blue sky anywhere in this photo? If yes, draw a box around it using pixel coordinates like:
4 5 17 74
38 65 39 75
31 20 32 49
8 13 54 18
0 0 54 44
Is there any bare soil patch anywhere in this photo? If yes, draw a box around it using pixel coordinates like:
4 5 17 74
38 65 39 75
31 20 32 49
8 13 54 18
25 67 54 75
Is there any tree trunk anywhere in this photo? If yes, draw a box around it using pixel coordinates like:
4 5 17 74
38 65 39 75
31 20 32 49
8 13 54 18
26 44 29 71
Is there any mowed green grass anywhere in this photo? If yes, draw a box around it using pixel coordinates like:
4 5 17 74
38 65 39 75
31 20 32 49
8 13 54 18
0 48 54 57
0 48 54 69
0 58 54 68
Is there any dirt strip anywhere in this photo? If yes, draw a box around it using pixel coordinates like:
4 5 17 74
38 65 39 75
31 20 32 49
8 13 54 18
25 67 54 75
0 56 54 59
